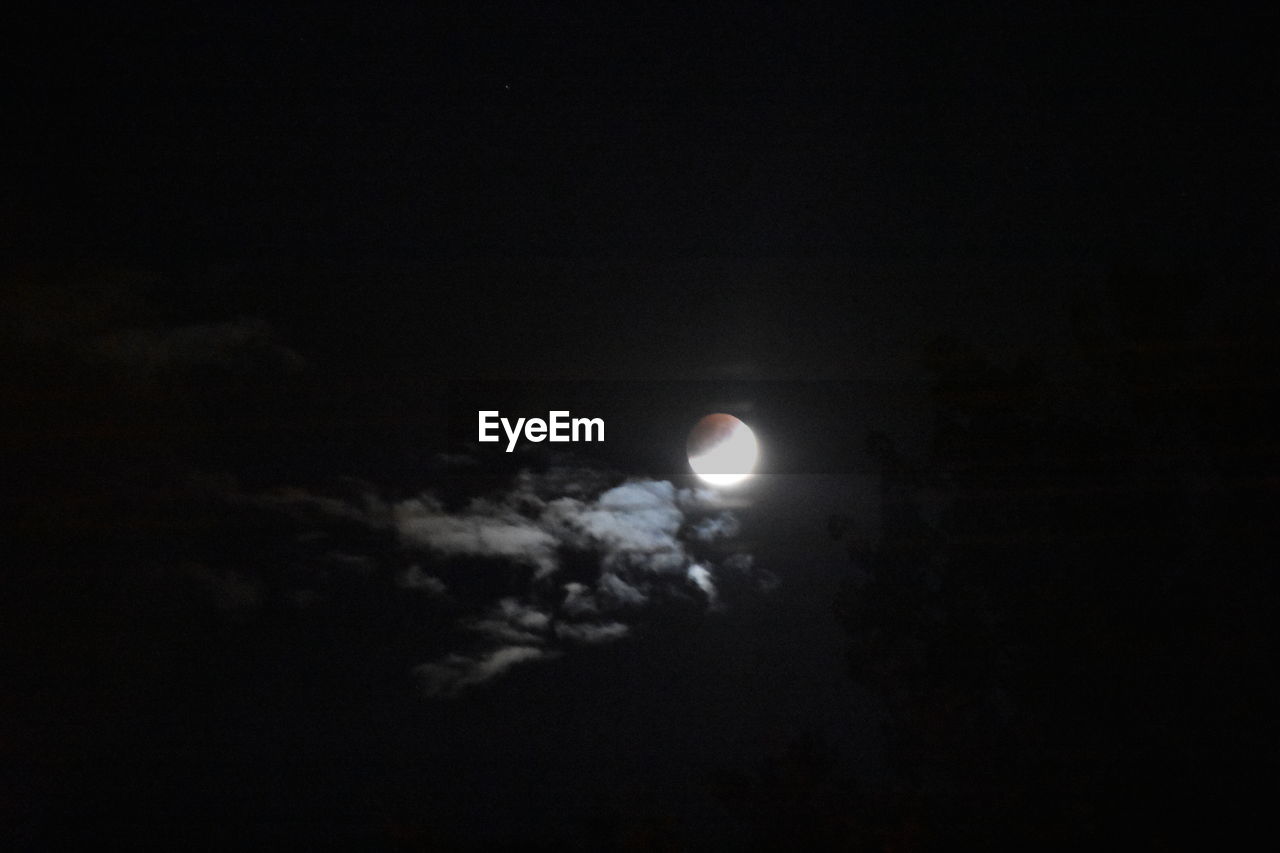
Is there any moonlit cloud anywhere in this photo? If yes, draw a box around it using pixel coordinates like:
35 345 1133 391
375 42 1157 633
597 571 649 607
467 598 553 644
394 476 739 584
686 563 719 604
561 582 598 616
553 484 687 573
687 513 742 542
395 495 560 576
196 465 763 697
414 646 556 698
554 621 630 644
395 471 761 694
397 565 449 596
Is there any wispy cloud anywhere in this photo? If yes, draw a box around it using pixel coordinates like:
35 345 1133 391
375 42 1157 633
413 646 557 698
467 598 553 645
554 621 630 644
397 565 449 597
396 495 560 577
94 316 306 380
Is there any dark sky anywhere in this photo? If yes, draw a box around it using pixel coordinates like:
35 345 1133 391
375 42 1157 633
10 4 1272 262
4 3 1277 849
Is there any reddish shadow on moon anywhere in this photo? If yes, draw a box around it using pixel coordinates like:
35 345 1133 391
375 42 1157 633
687 413 759 486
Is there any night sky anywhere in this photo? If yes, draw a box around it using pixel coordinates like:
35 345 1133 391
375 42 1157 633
4 4 1277 849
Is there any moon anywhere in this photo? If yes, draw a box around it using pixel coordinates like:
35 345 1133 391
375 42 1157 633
687 413 759 486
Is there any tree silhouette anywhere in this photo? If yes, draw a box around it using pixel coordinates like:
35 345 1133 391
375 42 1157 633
833 266 1278 848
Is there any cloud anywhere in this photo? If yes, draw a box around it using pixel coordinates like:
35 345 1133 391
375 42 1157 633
393 476 740 585
552 480 687 574
93 316 306 380
687 512 742 542
467 598 552 644
597 571 649 607
686 564 719 605
561 582 598 616
512 466 614 501
397 565 448 597
676 486 721 510
393 471 767 695
413 646 556 698
201 466 762 698
395 496 560 577
554 621 630 644
246 483 392 529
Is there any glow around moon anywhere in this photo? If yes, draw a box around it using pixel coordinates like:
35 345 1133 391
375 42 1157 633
687 413 759 486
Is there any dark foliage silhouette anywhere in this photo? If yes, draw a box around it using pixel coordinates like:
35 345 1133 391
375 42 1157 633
833 267 1278 847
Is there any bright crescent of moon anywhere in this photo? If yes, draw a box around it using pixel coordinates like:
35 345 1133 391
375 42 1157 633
687 414 759 486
